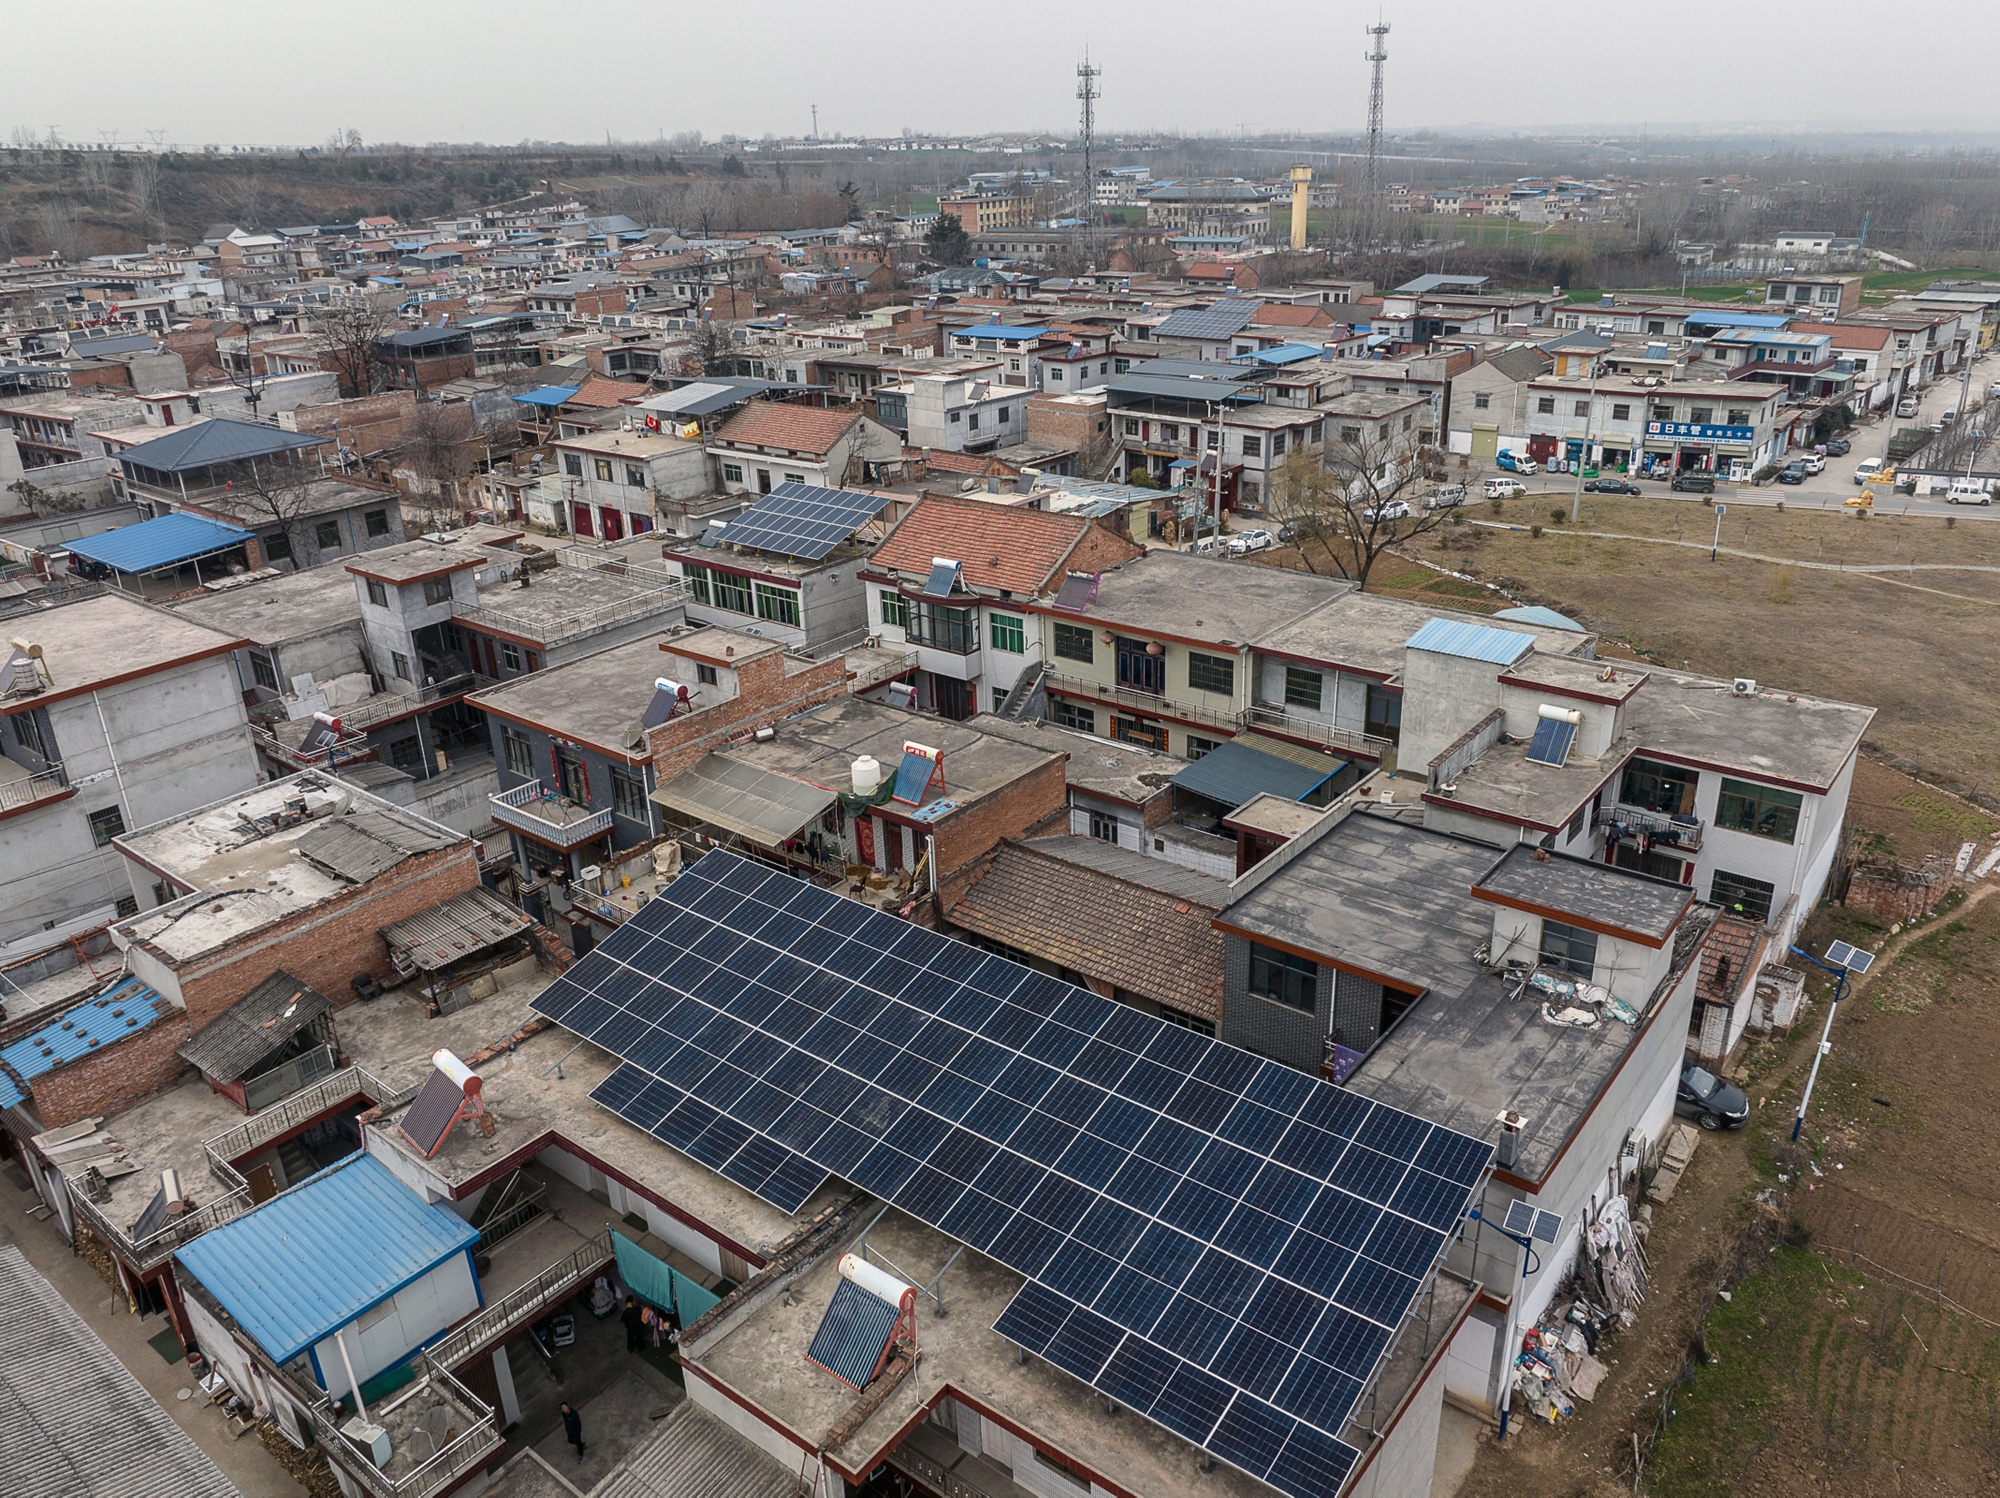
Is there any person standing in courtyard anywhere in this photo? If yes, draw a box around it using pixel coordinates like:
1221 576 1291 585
621 1294 644 1353
561 1401 584 1464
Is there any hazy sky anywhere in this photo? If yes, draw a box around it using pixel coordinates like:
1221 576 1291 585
10 0 1999 147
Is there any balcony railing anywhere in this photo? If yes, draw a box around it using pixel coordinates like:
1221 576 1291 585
1241 704 1396 761
0 765 70 814
1045 672 1242 734
847 649 920 693
420 1228 615 1375
489 781 614 848
1606 805 1704 853
301 1354 503 1498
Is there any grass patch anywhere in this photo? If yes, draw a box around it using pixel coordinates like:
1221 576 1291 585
1888 790 1990 843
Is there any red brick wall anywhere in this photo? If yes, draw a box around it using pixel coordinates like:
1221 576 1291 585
69 364 133 391
167 845 481 1032
932 755 1068 884
1067 513 1145 573
644 653 851 781
29 1012 193 1130
575 288 628 318
286 390 419 451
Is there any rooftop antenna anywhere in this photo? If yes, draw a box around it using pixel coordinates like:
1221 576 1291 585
1076 50 1101 242
1364 16 1390 198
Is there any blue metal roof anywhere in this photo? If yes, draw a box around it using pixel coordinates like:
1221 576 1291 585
1684 310 1792 330
117 418 326 474
953 325 1050 342
1493 605 1586 633
1231 343 1322 366
64 512 254 576
1405 617 1536 665
512 385 584 407
174 1152 480 1364
0 976 176 1109
1170 739 1340 809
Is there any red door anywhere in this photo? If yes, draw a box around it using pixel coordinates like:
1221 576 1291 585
571 502 594 537
599 506 625 541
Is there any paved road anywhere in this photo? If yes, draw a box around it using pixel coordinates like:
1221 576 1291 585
1517 363 2000 521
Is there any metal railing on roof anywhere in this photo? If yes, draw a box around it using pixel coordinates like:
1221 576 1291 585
0 766 69 814
489 780 614 846
299 1353 502 1498
420 1228 615 1375
1044 672 1242 734
1240 704 1395 761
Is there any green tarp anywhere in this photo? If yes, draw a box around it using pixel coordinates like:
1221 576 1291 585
612 1232 722 1324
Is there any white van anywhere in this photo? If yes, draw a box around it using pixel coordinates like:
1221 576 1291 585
1853 458 1885 485
1947 479 1992 506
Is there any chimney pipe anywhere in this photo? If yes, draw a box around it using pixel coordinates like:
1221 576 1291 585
1494 1109 1526 1170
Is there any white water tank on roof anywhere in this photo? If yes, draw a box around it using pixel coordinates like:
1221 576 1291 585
852 756 883 797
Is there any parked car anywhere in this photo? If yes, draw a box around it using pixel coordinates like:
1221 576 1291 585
1227 528 1276 554
1947 479 1993 506
1276 519 1303 544
1896 396 1920 418
1853 458 1886 485
1495 450 1539 475
1190 535 1224 556
1798 452 1826 475
1776 464 1806 486
1424 485 1466 510
1676 1063 1750 1131
1670 472 1716 494
1361 499 1412 523
1583 478 1642 495
1484 478 1527 499
1824 437 1852 456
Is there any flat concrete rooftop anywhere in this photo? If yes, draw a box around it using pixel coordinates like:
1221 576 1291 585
167 561 363 646
1474 845 1691 945
965 714 1182 809
0 591 246 710
1256 595 1588 682
470 633 673 756
1070 551 1351 650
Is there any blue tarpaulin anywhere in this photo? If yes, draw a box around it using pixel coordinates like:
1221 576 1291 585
611 1232 721 1324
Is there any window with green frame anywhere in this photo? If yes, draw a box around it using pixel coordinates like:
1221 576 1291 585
1187 651 1235 696
709 569 754 614
880 590 908 628
989 611 1025 653
682 565 711 605
1715 777 1802 843
754 583 799 627
1283 665 1323 711
1052 622 1094 663
1052 699 1094 733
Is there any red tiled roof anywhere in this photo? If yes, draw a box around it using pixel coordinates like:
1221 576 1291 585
1250 303 1333 328
869 494 1089 595
906 448 1021 477
1803 321 1890 350
1698 913 1766 1002
945 841 1225 1020
565 376 647 409
712 401 861 456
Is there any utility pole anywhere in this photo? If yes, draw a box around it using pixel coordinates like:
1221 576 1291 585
1570 359 1602 523
1076 52 1101 244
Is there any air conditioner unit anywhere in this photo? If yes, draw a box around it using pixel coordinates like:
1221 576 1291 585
1732 678 1757 697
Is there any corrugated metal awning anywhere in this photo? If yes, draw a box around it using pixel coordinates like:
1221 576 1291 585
650 754 835 848
380 887 532 972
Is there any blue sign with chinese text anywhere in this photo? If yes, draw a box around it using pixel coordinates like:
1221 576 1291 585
1646 421 1756 443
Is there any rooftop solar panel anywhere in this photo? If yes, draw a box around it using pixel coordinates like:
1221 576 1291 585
716 481 884 561
532 851 1490 1498
397 1067 464 1158
805 1278 900 1389
1524 714 1577 768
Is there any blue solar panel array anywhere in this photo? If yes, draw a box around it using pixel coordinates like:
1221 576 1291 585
720 481 884 561
806 1278 901 1389
531 852 1492 1498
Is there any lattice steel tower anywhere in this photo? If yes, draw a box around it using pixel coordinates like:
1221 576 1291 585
1364 20 1389 196
1077 52 1101 229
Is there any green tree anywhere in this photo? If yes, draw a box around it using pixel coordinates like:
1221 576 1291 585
720 155 746 177
924 214 972 265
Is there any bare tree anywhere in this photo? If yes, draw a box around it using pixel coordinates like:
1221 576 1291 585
855 219 900 287
401 401 477 528
1265 437 1462 587
313 296 397 397
226 460 328 571
32 200 81 260
128 153 161 233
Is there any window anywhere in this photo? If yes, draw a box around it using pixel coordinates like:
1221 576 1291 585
907 601 977 653
880 590 908 629
250 650 280 692
1690 407 1713 425
423 576 453 606
610 766 650 825
705 570 753 614
563 453 583 477
1088 809 1119 843
1158 1007 1216 1037
1123 417 1140 435
1652 405 1675 423
1726 408 1749 426
501 725 533 777
264 530 293 562
754 583 799 627
722 462 744 484
1573 400 1590 418
696 663 718 686
1537 396 1556 414
1620 757 1697 816
312 518 341 552
1539 919 1598 978
989 612 1025 653
784 472 805 485
949 410 962 424
1052 699 1095 733
1365 684 1401 743
1339 425 1361 445
391 651 411 680
1052 622 1094 663
1240 435 1262 458
1186 734 1222 760
1711 869 1776 923
1402 414 1414 432
1247 942 1317 1012
1283 665 1323 711
1611 403 1631 421
1271 432 1287 457
1716 777 1802 843
364 508 390 537
1187 652 1234 695
115 894 138 918
501 641 522 672
1473 392 1491 410
999 406 1011 424
594 458 615 482
87 805 126 847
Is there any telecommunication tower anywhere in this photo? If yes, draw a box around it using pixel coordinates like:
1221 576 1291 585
1077 52 1101 229
1364 19 1389 196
